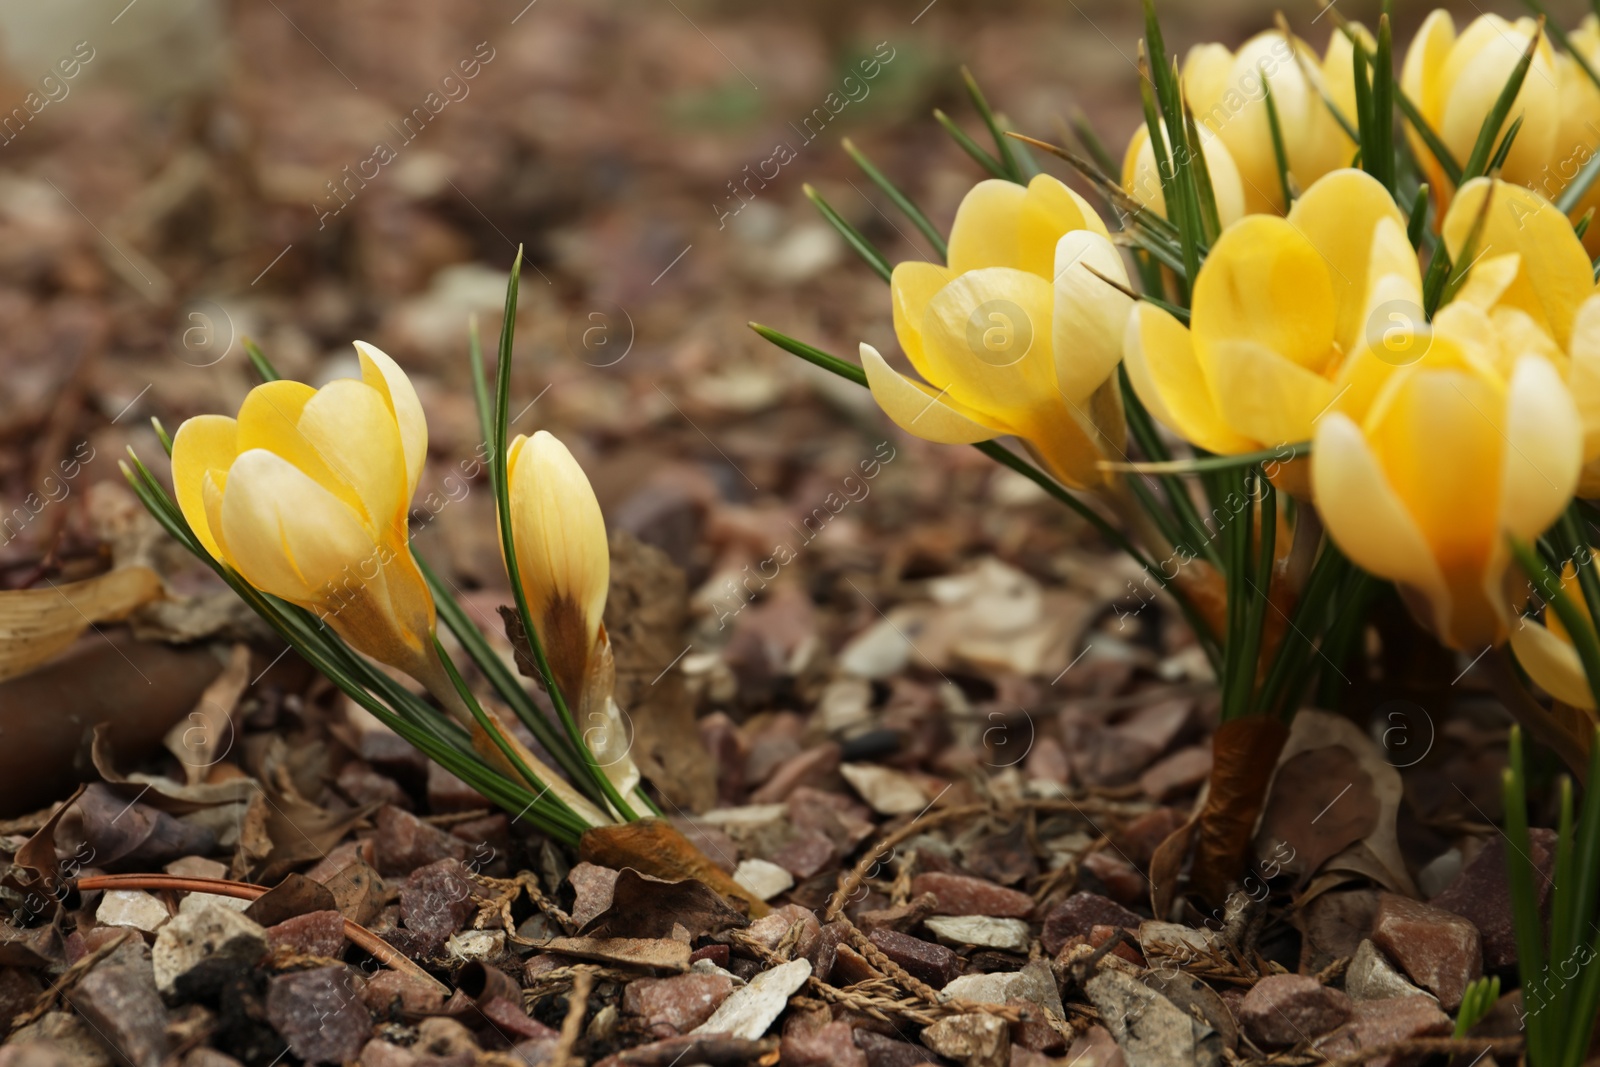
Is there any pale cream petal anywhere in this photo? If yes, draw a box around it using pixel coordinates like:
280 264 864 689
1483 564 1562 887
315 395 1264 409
1052 231 1133 402
920 266 1059 416
1568 295 1600 456
1511 621 1597 710
1312 412 1449 627
860 343 1007 444
296 378 408 536
170 414 238 561
1498 354 1582 541
1402 9 1456 124
1451 252 1520 311
355 341 428 496
219 448 377 606
947 179 1027 274
235 379 366 518
1205 338 1336 445
1438 17 1559 186
1183 42 1236 122
1122 303 1255 454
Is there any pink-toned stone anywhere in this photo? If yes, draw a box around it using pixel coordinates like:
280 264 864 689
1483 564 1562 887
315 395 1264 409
267 910 347 959
567 862 619 929
622 973 733 1036
1313 995 1452 1067
910 872 1033 919
750 744 843 804
1372 894 1481 1011
1040 893 1140 956
1237 974 1354 1048
373 806 469 877
1138 746 1211 801
1430 830 1556 970
781 1020 868 1067
1080 852 1145 906
363 970 448 1017
770 832 836 880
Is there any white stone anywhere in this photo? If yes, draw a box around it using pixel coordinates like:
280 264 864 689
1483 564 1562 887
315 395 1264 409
732 859 794 901
178 891 251 915
942 959 1063 1018
921 1013 1009 1067
95 890 170 933
691 958 811 1039
1347 939 1433 1002
924 915 1031 952
818 678 873 734
446 929 505 963
152 902 268 995
839 762 926 816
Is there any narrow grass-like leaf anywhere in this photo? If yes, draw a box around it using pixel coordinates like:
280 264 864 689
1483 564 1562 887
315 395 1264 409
841 138 947 259
242 338 281 384
804 184 893 282
1502 727 1550 1065
1069 109 1120 177
932 109 1010 180
1558 148 1600 216
1407 183 1430 249
1459 26 1539 185
960 66 1021 182
1261 77 1295 209
1099 442 1309 475
491 248 636 822
1488 113 1525 175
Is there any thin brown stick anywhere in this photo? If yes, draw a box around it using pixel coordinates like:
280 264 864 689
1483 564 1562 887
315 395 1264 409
75 873 448 994
550 967 594 1067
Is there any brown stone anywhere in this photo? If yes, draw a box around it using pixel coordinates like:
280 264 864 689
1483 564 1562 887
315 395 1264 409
909 873 1033 919
266 910 347 959
781 1019 868 1067
854 1030 938 1067
372 806 469 877
867 928 960 987
1138 746 1212 801
1040 893 1140 956
1313 995 1452 1067
1237 974 1354 1048
1372 894 1481 1011
623 973 733 1036
568 862 620 929
1430 830 1557 970
749 743 842 803
266 966 371 1064
398 859 480 954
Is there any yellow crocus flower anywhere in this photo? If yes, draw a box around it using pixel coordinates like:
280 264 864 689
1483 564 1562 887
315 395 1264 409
1312 343 1581 650
171 341 437 681
861 174 1128 489
1156 29 1360 216
1510 562 1598 710
1402 12 1559 206
1123 169 1415 468
1121 119 1248 228
172 343 611 825
507 430 641 805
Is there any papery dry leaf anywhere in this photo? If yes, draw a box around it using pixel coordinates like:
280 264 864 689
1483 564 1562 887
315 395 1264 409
1255 746 1379 886
578 867 751 939
164 643 251 785
243 872 339 926
607 530 716 813
579 818 769 919
69 782 215 870
0 566 163 682
5 784 86 904
1254 709 1417 897
1190 716 1288 908
1149 795 1201 920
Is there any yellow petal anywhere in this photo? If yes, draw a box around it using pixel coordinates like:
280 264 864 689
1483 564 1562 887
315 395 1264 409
1122 121 1247 226
1498 354 1582 542
1312 411 1448 631
890 260 956 385
297 378 409 538
1183 42 1236 124
219 448 378 605
1450 252 1520 312
1191 215 1338 374
1568 294 1600 461
507 430 610 662
170 414 238 561
235 379 366 519
1052 231 1133 403
1122 303 1255 454
1443 179 1594 349
947 179 1026 275
1402 9 1455 123
1287 169 1409 354
1205 338 1336 445
355 341 428 497
860 343 1007 444
1018 173 1107 277
1437 17 1558 186
1510 620 1597 710
920 266 1058 416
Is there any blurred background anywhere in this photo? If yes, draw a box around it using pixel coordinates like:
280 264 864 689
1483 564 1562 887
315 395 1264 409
0 0 1590 686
